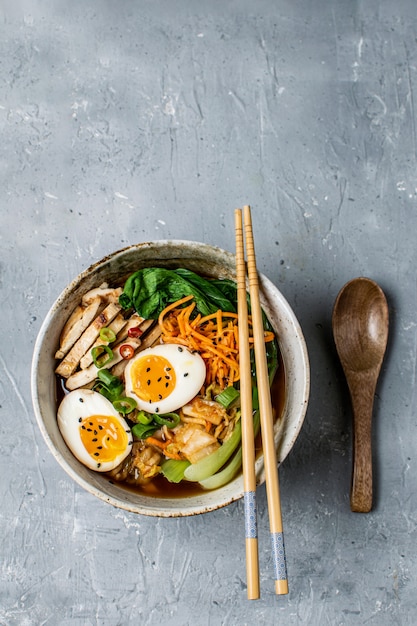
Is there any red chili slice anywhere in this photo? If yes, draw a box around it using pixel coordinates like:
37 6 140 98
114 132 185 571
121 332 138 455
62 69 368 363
119 344 135 360
128 326 143 338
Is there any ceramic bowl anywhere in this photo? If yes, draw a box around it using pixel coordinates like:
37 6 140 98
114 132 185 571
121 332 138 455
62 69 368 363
31 240 309 517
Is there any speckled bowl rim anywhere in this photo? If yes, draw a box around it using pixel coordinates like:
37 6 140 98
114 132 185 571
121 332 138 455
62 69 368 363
31 240 310 517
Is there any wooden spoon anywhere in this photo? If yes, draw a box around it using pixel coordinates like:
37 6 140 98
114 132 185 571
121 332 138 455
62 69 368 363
332 277 389 513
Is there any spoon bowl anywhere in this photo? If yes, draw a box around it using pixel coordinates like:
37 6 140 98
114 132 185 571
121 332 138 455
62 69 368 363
332 277 389 512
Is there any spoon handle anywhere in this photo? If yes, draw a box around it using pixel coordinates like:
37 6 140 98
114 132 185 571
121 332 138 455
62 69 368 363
347 370 377 513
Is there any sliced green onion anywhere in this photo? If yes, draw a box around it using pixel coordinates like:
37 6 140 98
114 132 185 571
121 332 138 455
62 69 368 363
113 397 137 415
184 415 242 482
97 369 122 388
153 412 180 428
135 410 154 425
160 459 191 483
99 327 117 343
91 345 113 368
131 422 159 439
94 382 124 402
215 386 240 409
93 369 124 401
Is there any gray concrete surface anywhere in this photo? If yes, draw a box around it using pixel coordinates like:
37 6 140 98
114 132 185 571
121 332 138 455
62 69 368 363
1 0 416 624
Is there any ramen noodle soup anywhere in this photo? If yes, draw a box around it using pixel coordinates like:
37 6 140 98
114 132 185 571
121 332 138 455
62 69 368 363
55 267 284 496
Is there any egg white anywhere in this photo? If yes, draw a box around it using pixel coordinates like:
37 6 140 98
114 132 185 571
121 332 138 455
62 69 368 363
58 389 132 472
124 343 206 414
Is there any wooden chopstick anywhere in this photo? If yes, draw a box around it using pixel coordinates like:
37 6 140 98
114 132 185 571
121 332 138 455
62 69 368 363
235 208 260 600
242 204 289 596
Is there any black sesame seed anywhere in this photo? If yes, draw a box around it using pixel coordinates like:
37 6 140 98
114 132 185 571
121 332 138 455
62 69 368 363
79 398 84 403
147 379 151 385
165 375 170 380
178 347 183 352
87 428 92 432
155 407 159 413
81 425 86 430
89 422 93 426
94 452 99 457
78 417 82 423
146 367 151 372
158 394 162 400
165 382 169 388
99 425 103 430
107 437 110 441
92 438 98 442
94 430 98 435
97 446 103 450
166 367 172 371
157 377 162 382
97 463 101 468
184 372 189 377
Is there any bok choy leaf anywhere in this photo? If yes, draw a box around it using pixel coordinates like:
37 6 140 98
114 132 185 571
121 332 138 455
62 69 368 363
119 268 236 318
184 416 242 482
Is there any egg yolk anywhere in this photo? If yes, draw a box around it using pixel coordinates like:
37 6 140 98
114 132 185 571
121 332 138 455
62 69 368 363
79 415 129 463
129 354 176 404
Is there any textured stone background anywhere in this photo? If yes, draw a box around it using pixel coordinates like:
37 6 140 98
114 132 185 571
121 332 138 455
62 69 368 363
1 0 416 624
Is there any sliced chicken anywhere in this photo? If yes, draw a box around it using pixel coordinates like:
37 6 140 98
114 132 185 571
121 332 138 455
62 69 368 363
79 313 128 370
55 285 123 359
82 285 122 305
55 297 102 359
55 302 122 379
112 313 146 342
65 336 142 390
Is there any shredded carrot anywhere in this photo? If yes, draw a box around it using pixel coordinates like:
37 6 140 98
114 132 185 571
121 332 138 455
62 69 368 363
146 436 182 460
163 449 182 461
146 436 168 450
158 295 194 331
157 295 275 392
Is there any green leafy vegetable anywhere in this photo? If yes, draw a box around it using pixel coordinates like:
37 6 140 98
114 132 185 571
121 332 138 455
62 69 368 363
208 278 237 304
198 447 242 490
198 409 260 490
160 459 191 483
119 268 236 318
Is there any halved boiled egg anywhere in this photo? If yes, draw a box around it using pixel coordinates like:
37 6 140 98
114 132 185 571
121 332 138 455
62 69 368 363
58 389 133 472
124 343 206 414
